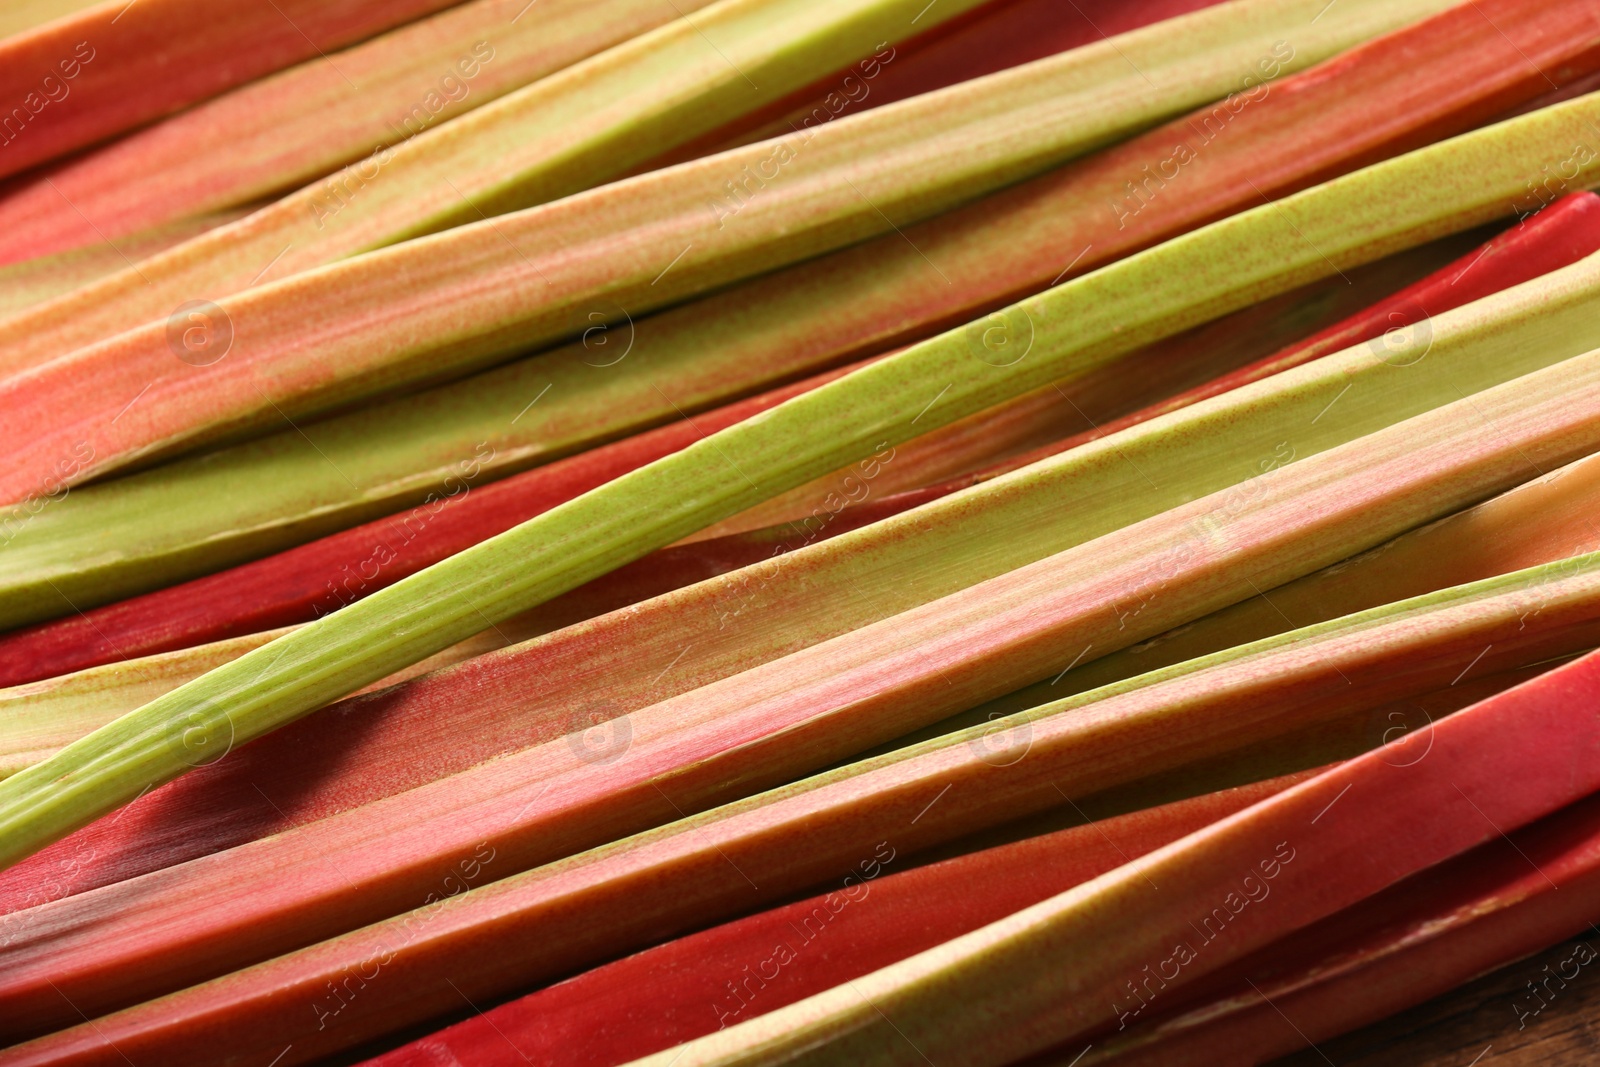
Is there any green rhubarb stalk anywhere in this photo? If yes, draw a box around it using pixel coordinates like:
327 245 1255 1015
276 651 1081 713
15 546 1600 1063
0 630 286 781
684 236 1476 543
0 0 725 264
0 94 1595 871
5 236 1596 785
0 620 526 780
0 0 1556 625
0 0 1432 506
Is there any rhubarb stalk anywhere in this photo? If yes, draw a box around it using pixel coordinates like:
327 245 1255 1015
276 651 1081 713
1 98 1596 869
0 0 466 180
0 0 1576 625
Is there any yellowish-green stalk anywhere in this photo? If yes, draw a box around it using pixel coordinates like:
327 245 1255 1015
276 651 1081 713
8 242 1600 782
0 622 529 779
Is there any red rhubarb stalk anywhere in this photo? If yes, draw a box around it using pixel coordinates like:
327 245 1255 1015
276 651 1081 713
0 0 464 181
630 650 1600 1066
366 771 1316 1067
1067 789 1600 1065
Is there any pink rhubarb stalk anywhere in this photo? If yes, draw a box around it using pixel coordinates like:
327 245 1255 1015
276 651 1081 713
6 557 1600 1065
0 0 464 181
0 0 1576 629
0 0 725 265
8 341 1600 1037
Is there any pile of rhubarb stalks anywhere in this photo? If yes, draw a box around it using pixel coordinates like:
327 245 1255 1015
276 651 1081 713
6 0 1600 1063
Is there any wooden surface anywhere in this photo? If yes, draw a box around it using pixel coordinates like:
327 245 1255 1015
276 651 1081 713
1273 937 1600 1067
